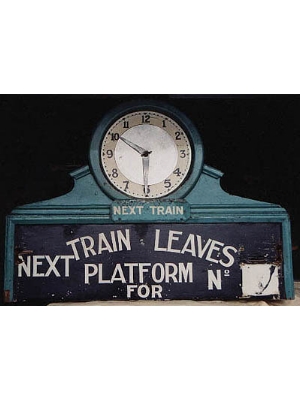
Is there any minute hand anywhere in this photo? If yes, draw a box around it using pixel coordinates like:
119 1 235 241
142 154 150 196
120 136 148 155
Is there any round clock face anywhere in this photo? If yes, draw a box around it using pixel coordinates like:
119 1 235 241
100 111 192 199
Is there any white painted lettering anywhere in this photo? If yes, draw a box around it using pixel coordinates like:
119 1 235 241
154 229 167 251
167 230 182 253
18 255 31 277
117 229 131 251
110 231 118 252
67 229 131 261
127 284 163 299
18 255 75 278
165 206 172 215
137 284 150 298
151 285 163 298
98 233 113 254
208 269 222 290
181 234 196 256
148 205 184 215
127 284 137 298
113 206 121 215
176 206 184 215
111 263 126 283
80 236 97 258
60 255 75 277
152 263 165 283
178 262 193 283
197 236 212 258
157 206 165 215
128 206 136 215
33 255 45 277
98 264 111 283
85 264 98 284
138 263 151 283
206 240 224 263
149 205 156 215
66 238 80 260
121 206 129 215
220 246 238 267
124 263 138 283
165 263 178 282
45 255 61 277
136 206 143 215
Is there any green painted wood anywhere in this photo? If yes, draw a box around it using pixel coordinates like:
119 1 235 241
282 218 294 298
12 164 277 214
5 163 294 301
4 217 15 302
186 165 275 207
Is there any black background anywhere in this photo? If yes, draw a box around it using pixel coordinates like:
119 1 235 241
1 94 300 304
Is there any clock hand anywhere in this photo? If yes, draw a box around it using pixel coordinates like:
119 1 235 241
120 136 148 155
120 135 152 194
142 153 150 196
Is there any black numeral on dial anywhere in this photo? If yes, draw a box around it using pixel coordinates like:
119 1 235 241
112 168 118 178
173 168 181 176
164 179 171 188
106 149 113 158
175 131 182 140
123 181 129 191
110 133 120 141
142 115 150 124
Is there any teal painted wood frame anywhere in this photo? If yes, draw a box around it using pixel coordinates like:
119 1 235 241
4 164 295 302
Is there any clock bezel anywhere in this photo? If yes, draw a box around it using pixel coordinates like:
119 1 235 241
89 100 204 200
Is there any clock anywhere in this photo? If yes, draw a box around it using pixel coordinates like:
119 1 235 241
89 100 204 200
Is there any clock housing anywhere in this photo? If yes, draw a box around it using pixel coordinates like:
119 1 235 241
89 100 204 200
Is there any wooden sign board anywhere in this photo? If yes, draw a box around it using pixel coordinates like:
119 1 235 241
10 222 288 303
3 101 294 304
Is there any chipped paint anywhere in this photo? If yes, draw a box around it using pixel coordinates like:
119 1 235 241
241 263 280 297
3 290 10 303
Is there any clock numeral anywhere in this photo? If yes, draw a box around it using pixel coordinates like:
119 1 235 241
112 168 118 178
110 133 120 141
106 149 113 158
173 168 181 177
164 179 171 188
175 131 182 140
123 120 129 129
162 119 167 128
142 115 150 124
180 149 186 158
123 180 129 191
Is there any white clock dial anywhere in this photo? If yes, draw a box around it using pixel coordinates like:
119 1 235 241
100 111 192 199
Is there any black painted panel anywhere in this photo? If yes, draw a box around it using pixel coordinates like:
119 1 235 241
14 223 283 303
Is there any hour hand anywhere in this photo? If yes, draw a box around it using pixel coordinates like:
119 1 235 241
120 136 147 155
